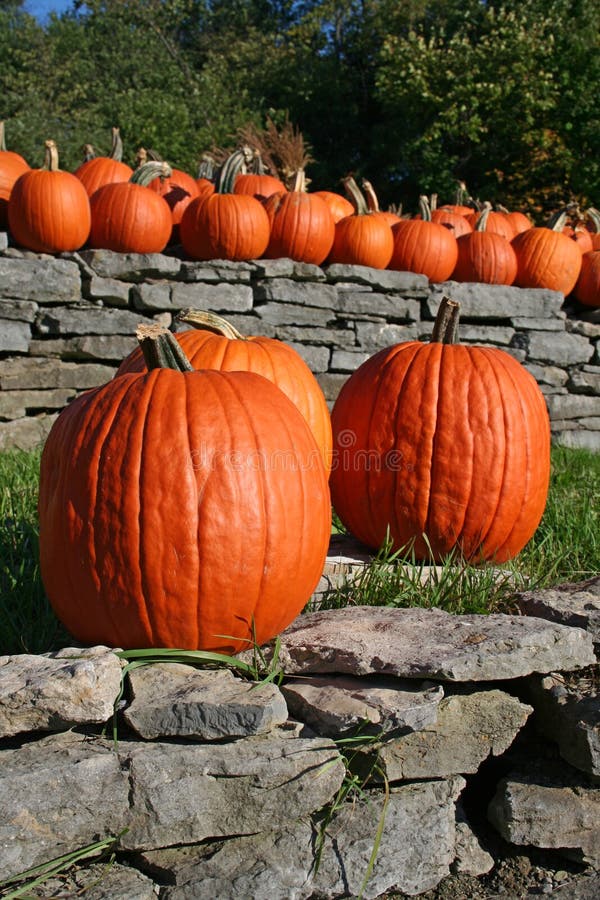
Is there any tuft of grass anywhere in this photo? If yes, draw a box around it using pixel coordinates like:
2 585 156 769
0 449 69 655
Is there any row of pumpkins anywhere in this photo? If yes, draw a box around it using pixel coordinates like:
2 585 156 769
1 126 599 307
38 299 551 654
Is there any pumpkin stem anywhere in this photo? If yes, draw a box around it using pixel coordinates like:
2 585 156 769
585 207 600 234
547 207 569 232
136 323 194 372
81 143 96 162
130 160 172 186
176 309 247 341
431 296 460 345
0 121 6 153
341 175 370 216
109 127 124 162
475 207 491 232
43 140 60 172
361 179 381 213
418 195 432 221
289 169 308 193
197 153 216 181
430 193 438 211
215 146 253 194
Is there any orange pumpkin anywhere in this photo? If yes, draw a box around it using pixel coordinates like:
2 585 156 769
146 163 199 242
180 149 270 261
116 309 333 473
388 196 458 282
327 176 393 269
511 209 583 295
0 120 30 228
73 127 133 197
361 179 402 227
38 324 331 653
8 140 91 253
263 170 335 265
329 297 550 563
573 250 600 307
88 161 173 253
312 190 354 224
452 207 518 285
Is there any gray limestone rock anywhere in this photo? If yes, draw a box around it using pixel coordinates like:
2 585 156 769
0 646 123 737
488 771 600 865
36 305 144 336
428 283 565 319
84 274 131 307
0 255 81 303
355 320 419 350
272 607 596 681
452 804 495 876
255 300 333 326
121 729 345 850
0 319 30 352
325 264 429 294
122 664 288 740
170 281 253 312
28 334 138 362
26 862 158 899
526 672 599 777
180 258 255 282
336 291 420 320
0 412 58 450
0 731 130 881
280 674 444 738
514 576 600 648
0 387 75 419
77 249 182 281
527 330 595 366
254 277 338 308
0 356 115 390
370 689 533 780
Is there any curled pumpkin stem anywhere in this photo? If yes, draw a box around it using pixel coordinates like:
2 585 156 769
176 309 247 341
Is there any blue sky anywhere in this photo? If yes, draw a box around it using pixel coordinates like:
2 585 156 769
23 1 80 22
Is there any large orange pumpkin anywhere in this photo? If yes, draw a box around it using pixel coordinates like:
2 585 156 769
180 149 270 261
38 324 331 652
116 309 333 472
0 120 30 228
8 140 91 253
330 297 550 563
511 209 583 295
73 127 133 197
452 207 518 285
88 161 173 253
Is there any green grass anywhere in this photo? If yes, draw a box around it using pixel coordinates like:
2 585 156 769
0 446 598 655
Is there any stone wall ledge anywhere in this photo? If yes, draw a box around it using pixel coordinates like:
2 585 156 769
0 241 599 452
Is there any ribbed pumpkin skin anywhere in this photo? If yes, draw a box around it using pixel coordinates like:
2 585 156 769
74 157 133 197
453 231 518 285
116 329 333 472
431 208 473 237
180 193 270 261
88 181 172 253
512 227 582 294
234 173 286 199
312 190 354 224
574 250 600 307
0 150 30 228
8 168 91 253
389 219 458 282
263 191 335 264
328 213 394 269
38 369 331 652
505 211 532 235
330 342 550 563
466 210 515 241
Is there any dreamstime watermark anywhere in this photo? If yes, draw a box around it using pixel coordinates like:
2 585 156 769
189 429 411 474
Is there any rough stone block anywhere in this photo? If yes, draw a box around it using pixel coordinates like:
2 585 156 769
0 356 115 390
170 281 253 313
0 412 58 450
330 348 371 372
0 298 38 322
355 320 418 349
255 301 333 327
336 291 420 320
428 282 565 319
286 341 330 372
36 305 144 336
84 274 131 307
0 388 75 420
78 249 181 281
0 319 30 352
0 256 81 304
254 278 338 308
326 264 429 294
527 331 595 366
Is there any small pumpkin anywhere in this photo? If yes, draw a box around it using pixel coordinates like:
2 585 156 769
327 176 394 269
452 206 518 285
312 190 354 224
137 147 200 243
388 196 458 282
116 309 333 472
38 323 331 652
8 140 91 253
465 203 516 241
262 169 335 265
180 149 270 261
88 160 173 253
0 120 30 228
73 127 133 197
511 208 583 295
329 297 550 563
573 250 600 307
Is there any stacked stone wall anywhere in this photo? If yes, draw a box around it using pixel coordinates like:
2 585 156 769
1 242 599 451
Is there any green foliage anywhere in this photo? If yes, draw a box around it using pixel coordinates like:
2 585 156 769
1 0 597 211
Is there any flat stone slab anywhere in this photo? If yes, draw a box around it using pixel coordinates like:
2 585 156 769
514 576 600 648
280 674 444 738
271 607 596 681
123 663 288 740
0 646 123 737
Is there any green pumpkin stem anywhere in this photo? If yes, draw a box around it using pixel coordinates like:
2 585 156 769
109 127 124 162
431 296 460 345
215 146 253 194
475 206 491 232
341 176 370 216
417 195 433 221
197 153 216 181
130 160 172 186
176 309 246 340
136 324 194 372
